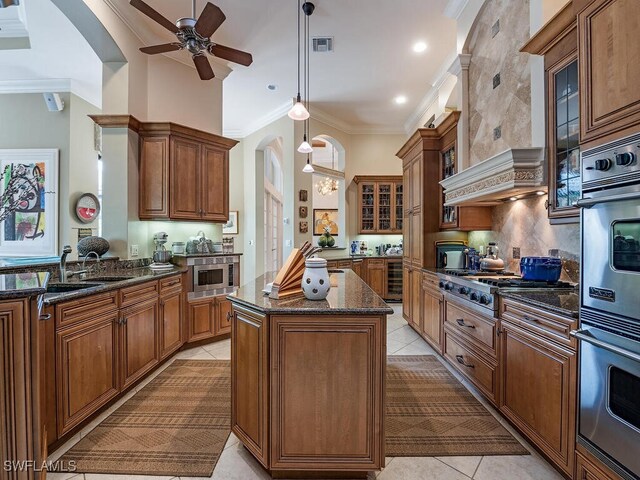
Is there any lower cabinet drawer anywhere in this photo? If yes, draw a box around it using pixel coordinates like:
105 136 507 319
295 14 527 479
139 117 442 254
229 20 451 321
120 280 159 308
444 326 498 405
445 302 497 358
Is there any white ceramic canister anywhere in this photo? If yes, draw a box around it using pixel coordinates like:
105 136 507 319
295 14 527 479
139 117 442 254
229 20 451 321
301 257 331 300
172 242 185 255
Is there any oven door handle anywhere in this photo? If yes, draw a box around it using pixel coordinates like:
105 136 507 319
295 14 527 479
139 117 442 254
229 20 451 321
576 191 640 208
571 329 640 363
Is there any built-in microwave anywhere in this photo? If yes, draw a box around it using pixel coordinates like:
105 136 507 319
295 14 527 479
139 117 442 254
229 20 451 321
173 254 241 299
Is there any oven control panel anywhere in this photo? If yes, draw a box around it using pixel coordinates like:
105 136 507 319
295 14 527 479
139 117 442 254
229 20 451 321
582 132 640 190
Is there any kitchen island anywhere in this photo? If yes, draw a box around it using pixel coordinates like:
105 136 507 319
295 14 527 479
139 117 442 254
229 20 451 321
227 269 392 478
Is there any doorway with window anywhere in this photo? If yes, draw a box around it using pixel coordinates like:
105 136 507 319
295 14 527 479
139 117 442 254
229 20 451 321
264 142 284 273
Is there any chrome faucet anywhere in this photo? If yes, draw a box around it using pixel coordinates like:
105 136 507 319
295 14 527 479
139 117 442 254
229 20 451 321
59 245 72 282
68 251 101 279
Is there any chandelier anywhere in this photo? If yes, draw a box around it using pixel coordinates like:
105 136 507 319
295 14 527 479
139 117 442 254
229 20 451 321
315 140 339 195
316 177 339 196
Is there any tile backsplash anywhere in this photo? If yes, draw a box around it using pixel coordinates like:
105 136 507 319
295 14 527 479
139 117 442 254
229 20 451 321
468 196 580 283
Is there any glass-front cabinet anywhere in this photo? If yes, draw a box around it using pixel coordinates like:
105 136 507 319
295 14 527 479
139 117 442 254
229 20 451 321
354 176 403 234
549 58 580 221
440 143 457 228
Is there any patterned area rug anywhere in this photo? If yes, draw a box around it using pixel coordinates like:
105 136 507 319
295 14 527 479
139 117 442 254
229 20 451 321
386 355 529 456
59 360 230 477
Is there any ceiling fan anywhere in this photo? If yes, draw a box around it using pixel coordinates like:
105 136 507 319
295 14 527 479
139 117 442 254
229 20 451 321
130 0 253 80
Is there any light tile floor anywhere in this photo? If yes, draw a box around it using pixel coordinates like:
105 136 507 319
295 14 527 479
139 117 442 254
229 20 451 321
48 305 563 480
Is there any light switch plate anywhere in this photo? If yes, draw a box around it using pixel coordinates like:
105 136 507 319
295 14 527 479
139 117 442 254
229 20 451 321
130 244 139 257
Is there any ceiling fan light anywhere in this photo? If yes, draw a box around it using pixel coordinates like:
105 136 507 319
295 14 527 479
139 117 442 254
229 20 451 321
298 141 313 154
288 100 310 121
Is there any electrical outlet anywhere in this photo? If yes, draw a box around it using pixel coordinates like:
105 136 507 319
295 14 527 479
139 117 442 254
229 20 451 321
285 240 292 247
512 247 521 259
130 244 139 257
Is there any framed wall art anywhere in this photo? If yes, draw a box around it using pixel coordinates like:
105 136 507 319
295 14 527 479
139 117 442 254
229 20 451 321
0 149 59 256
299 189 308 202
313 209 339 236
299 206 308 218
223 210 239 235
299 221 308 234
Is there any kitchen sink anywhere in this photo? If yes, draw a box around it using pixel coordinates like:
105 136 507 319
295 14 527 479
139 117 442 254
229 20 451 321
81 276 135 282
46 283 103 293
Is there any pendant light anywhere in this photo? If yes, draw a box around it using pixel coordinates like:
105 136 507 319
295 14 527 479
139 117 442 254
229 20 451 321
299 2 316 165
288 0 309 121
303 154 315 173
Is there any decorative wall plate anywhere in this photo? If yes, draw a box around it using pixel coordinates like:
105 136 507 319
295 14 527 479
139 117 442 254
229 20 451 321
75 193 100 223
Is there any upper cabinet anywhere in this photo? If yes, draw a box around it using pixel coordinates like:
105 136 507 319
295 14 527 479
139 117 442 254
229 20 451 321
139 123 237 222
353 176 403 234
576 0 640 146
438 114 492 231
522 2 581 223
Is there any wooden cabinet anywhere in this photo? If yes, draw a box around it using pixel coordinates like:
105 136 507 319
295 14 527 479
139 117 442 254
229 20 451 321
421 273 443 353
439 119 492 231
159 274 183 359
53 276 183 439
499 297 578 477
56 312 120 435
575 444 624 480
442 298 499 406
187 297 217 342
366 259 386 298
186 294 231 343
409 269 422 331
120 299 159 391
1 299 46 479
523 3 580 222
231 306 269 467
138 122 238 222
231 303 386 474
216 297 233 335
402 262 410 321
351 258 363 278
577 0 640 145
353 176 403 234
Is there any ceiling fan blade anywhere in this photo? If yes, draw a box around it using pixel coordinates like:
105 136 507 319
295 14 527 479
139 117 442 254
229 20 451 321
130 0 179 33
193 55 215 80
209 44 253 66
195 3 226 38
140 43 181 55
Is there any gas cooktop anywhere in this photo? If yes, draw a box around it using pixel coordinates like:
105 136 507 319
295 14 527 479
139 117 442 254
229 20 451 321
476 277 574 288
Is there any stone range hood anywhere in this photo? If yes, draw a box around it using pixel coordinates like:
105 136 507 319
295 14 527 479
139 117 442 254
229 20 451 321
440 147 546 206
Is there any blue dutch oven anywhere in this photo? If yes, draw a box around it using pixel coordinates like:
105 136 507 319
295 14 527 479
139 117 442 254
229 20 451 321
520 256 562 282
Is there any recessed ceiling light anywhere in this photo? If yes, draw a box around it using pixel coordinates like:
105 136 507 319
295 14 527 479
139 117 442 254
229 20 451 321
394 95 407 105
413 41 427 53
509 196 518 202
536 191 546 196
267 84 278 91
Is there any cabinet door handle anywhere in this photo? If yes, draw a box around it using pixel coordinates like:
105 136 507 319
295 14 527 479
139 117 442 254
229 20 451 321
39 313 52 321
522 314 538 323
455 355 475 368
226 312 232 321
456 318 475 329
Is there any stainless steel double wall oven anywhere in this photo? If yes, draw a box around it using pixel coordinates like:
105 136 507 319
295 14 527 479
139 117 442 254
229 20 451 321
576 133 640 480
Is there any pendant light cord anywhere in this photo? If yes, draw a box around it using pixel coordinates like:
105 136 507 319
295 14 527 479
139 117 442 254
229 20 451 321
305 5 310 139
297 0 301 98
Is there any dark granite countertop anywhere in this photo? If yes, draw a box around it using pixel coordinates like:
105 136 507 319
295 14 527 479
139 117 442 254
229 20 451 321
43 266 186 305
321 254 403 262
499 289 579 318
172 253 242 257
228 269 393 315
0 272 50 300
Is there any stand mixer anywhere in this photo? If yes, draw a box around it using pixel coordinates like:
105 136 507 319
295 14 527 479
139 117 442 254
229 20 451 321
151 232 173 269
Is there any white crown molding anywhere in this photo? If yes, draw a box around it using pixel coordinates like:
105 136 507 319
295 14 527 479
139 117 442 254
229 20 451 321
443 0 470 20
102 0 232 80
0 2 28 38
311 106 405 135
223 100 292 138
0 78 71 94
404 50 460 134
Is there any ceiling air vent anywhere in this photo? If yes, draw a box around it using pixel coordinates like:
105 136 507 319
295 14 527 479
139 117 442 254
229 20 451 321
312 37 334 53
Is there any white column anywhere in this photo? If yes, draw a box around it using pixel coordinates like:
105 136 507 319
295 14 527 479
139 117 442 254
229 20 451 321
448 53 472 171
